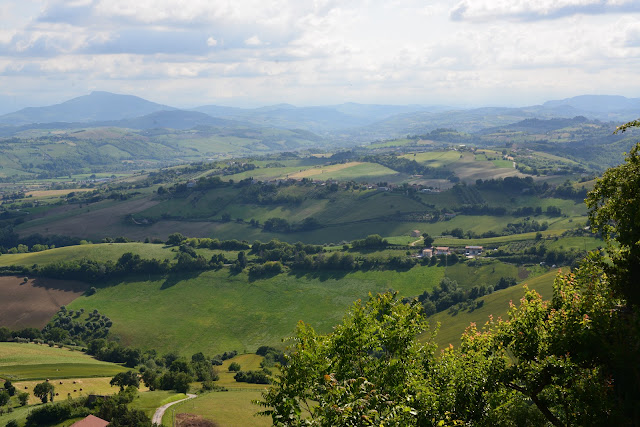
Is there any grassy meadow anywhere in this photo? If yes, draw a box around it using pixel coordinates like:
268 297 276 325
425 268 565 349
0 342 127 381
0 342 130 426
66 266 447 356
0 242 176 267
163 390 270 427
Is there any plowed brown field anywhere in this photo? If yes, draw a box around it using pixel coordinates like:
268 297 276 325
0 276 88 329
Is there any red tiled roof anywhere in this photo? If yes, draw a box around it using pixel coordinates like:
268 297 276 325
70 415 109 427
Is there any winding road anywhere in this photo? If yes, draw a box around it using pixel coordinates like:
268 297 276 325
152 393 197 425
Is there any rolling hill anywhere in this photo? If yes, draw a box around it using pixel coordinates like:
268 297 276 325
0 91 175 126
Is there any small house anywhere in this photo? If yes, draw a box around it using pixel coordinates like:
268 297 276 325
411 230 421 237
435 247 450 256
465 245 483 257
422 248 433 258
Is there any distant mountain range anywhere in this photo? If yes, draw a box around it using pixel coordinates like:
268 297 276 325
542 95 640 114
0 91 638 141
0 91 175 125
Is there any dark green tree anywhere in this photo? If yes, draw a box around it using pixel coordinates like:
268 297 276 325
33 381 54 403
4 379 16 396
110 371 140 391
166 232 185 246
0 390 9 406
141 369 158 391
586 141 640 306
17 392 29 406
422 233 434 247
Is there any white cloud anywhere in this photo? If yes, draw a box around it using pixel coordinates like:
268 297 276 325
1 0 640 108
244 35 263 46
450 0 639 22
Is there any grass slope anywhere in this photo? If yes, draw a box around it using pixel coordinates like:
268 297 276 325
67 267 446 356
163 390 270 427
424 268 564 349
0 342 127 380
0 243 175 267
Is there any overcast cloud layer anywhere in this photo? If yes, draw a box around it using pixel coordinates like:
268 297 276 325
1 0 639 111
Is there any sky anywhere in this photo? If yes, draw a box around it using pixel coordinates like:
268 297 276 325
1 0 640 112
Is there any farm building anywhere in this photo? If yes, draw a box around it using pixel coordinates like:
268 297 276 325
411 230 421 237
421 248 433 258
465 246 483 257
435 247 450 255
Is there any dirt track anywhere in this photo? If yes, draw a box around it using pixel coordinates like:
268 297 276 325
0 276 88 329
153 394 197 425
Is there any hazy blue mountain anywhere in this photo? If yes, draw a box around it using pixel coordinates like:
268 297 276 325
543 95 640 115
356 107 542 139
98 110 243 130
193 104 366 132
0 110 252 137
476 116 595 135
349 101 636 142
190 105 247 117
3 91 638 142
191 102 442 134
0 91 175 125
332 102 445 119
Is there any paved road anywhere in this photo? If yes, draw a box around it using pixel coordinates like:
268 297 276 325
152 393 197 425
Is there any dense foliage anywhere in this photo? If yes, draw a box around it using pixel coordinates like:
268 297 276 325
586 142 640 306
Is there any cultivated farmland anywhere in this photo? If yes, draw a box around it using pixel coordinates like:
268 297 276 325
0 277 87 329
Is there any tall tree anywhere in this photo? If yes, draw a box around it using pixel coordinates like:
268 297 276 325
110 371 140 391
33 382 54 404
586 141 640 306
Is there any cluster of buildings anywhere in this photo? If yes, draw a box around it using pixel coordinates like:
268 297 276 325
419 245 483 258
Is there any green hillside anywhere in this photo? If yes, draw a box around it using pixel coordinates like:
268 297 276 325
0 125 326 179
67 266 446 356
424 268 563 349
0 242 176 267
0 342 127 380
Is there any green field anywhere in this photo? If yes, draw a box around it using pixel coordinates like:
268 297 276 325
15 377 125 406
10 168 591 247
403 151 461 167
0 242 175 267
129 390 187 418
403 151 523 182
163 390 270 427
67 266 446 356
289 162 402 182
161 354 273 426
424 268 564 348
444 260 523 289
0 342 127 380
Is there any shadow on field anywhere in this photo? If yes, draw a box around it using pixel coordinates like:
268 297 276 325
31 277 89 292
160 271 202 289
288 270 350 282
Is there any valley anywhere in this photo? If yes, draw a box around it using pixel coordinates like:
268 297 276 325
0 92 634 426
